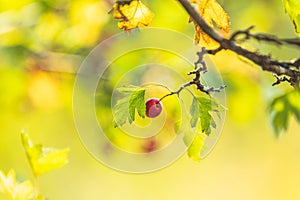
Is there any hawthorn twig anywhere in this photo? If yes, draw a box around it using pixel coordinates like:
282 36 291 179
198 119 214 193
231 26 300 48
177 0 300 88
159 49 226 102
159 82 192 102
272 74 292 86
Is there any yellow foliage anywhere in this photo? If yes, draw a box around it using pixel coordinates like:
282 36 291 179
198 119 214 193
0 169 34 200
189 0 230 44
113 0 154 31
283 0 300 35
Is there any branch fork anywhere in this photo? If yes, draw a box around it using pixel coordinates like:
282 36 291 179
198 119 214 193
159 48 226 102
177 0 300 88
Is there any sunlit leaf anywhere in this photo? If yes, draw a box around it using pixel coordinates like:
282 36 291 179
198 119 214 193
21 132 69 177
129 89 146 120
190 97 200 127
187 133 206 162
114 96 132 127
268 90 300 137
113 86 146 127
283 0 300 35
113 0 154 31
198 97 215 134
189 96 224 135
189 0 230 44
0 169 34 200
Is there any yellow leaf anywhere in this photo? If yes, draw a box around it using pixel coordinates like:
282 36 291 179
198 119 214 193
113 0 154 31
283 0 300 35
21 132 69 177
0 169 34 200
189 0 230 45
187 133 206 162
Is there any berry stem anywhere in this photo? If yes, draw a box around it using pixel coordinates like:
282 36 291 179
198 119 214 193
159 82 192 102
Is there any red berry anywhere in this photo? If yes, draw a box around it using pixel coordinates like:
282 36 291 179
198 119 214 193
145 98 162 118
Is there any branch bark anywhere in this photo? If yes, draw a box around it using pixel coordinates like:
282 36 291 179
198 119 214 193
177 0 300 87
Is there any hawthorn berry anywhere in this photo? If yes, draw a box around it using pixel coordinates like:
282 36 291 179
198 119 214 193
145 98 162 118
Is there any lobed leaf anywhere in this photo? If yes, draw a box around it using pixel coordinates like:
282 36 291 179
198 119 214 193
189 96 224 135
21 132 69 177
113 96 132 127
198 97 215 134
190 97 200 127
268 90 300 137
175 96 224 162
189 0 230 44
129 89 146 120
113 0 154 31
113 86 146 127
187 133 206 162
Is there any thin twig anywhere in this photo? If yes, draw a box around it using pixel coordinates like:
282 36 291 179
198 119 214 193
159 82 192 102
231 26 300 48
272 74 292 86
159 50 226 101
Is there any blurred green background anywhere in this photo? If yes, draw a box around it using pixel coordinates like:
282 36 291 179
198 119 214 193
1 0 300 199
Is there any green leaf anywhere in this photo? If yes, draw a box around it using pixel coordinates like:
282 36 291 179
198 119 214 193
190 97 200 127
198 97 213 134
113 96 131 127
187 133 206 162
190 96 223 135
129 89 146 121
21 132 69 177
271 110 289 136
283 0 300 34
268 90 300 137
287 89 300 121
113 86 145 127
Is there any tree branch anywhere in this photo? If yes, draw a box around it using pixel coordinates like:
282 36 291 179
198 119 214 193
177 0 300 87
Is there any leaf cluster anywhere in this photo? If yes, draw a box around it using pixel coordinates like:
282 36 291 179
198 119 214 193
113 84 225 161
0 132 69 200
110 0 300 159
